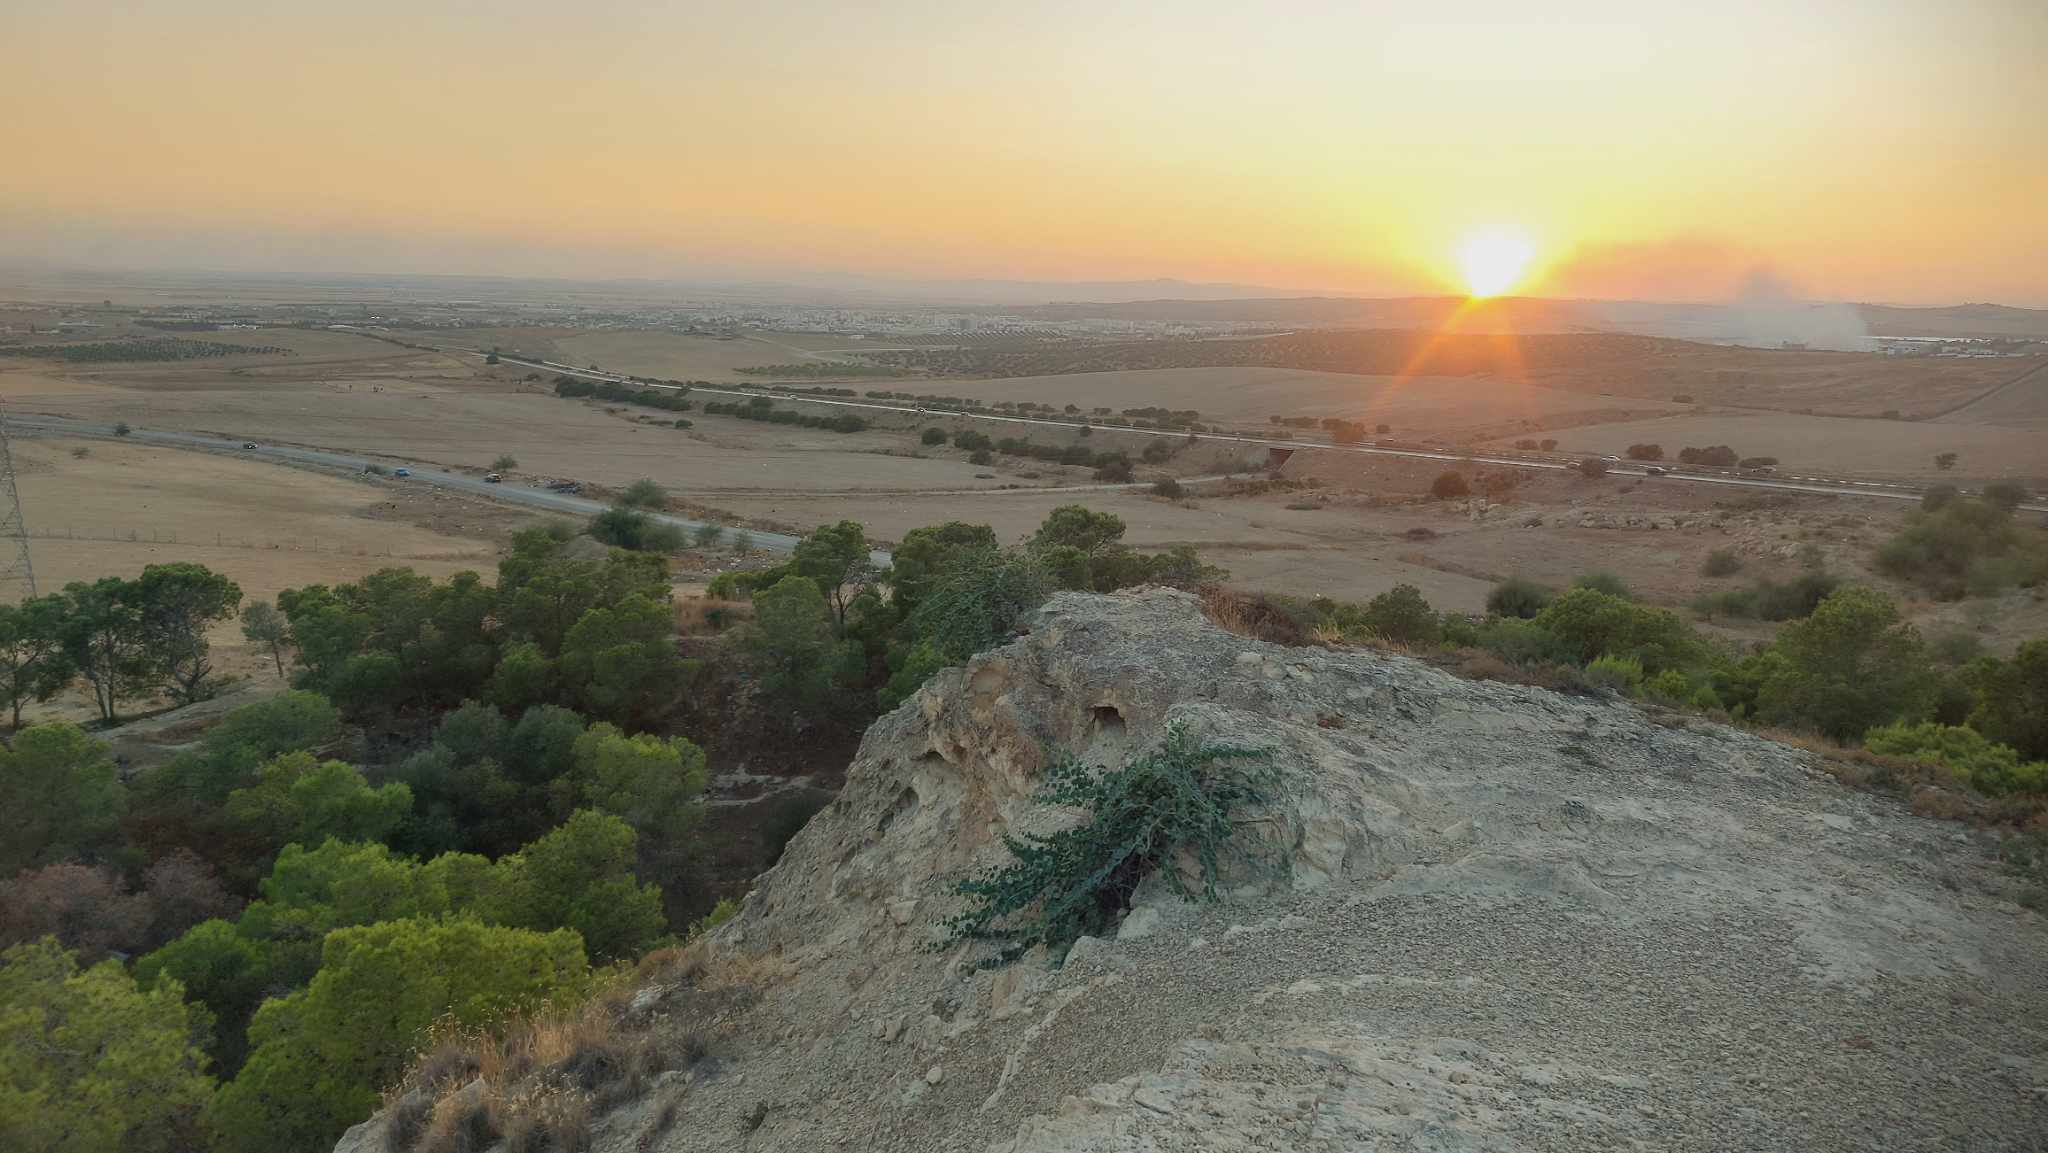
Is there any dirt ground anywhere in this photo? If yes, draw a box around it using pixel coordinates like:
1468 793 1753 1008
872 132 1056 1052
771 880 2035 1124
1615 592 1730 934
378 327 862 382
918 365 1691 442
1503 410 2047 482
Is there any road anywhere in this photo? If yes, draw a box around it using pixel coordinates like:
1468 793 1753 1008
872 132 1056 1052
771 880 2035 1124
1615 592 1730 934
8 414 1230 565
7 414 838 559
480 353 2047 512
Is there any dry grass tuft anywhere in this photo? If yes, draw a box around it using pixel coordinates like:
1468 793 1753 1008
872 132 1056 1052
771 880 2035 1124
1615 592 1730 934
1198 586 1308 646
674 597 753 636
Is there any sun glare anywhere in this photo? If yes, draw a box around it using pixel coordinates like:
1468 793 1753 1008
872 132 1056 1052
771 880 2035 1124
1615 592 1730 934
1455 228 1536 298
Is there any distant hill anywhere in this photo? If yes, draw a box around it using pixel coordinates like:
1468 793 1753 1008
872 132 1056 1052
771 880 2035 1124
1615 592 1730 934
1858 302 2048 339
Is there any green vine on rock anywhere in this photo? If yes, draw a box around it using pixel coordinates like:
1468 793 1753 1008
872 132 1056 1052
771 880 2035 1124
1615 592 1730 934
942 724 1275 967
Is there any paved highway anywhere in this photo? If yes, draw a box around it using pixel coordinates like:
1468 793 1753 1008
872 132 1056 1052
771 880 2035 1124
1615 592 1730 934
478 352 2046 512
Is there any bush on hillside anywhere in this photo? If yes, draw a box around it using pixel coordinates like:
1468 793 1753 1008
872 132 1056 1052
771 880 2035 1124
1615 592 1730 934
943 726 1272 966
1875 496 2047 600
1430 471 1469 499
1485 577 1553 619
1702 548 1743 577
1863 722 2045 796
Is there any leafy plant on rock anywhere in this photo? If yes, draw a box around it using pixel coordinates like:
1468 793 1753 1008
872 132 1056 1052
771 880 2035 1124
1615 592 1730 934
943 725 1273 967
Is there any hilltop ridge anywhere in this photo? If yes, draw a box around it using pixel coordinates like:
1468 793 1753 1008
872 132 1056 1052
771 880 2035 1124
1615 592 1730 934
342 588 2047 1152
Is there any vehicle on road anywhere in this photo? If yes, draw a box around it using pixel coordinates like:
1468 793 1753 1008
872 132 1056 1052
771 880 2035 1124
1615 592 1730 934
242 441 257 449
483 472 502 483
394 467 411 478
545 479 581 494
1645 466 1667 476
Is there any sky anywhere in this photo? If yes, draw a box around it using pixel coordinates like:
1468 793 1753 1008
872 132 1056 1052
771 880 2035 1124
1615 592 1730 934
4 0 2045 304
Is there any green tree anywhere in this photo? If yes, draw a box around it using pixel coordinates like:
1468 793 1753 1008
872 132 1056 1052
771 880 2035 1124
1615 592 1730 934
223 753 413 853
1969 639 2048 760
495 527 669 657
59 577 152 723
0 723 124 873
207 918 586 1153
570 723 707 849
484 810 666 962
238 600 292 677
488 640 555 712
1757 585 1933 740
792 520 872 628
0 595 76 727
133 563 242 704
133 918 272 1073
0 939 215 1153
747 576 859 715
1031 504 1126 555
557 593 680 724
491 454 518 471
1359 584 1442 645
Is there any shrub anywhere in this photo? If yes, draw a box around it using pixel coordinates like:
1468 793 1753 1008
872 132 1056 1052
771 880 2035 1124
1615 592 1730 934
1093 456 1135 482
1533 588 1699 674
1983 481 2028 512
1934 452 1958 471
588 508 683 553
1539 438 1558 450
1863 722 2044 795
1585 654 1645 694
492 455 518 471
944 726 1273 966
1375 423 1391 434
968 449 992 466
1485 578 1552 619
1625 444 1663 461
1577 457 1608 477
1513 438 1538 450
1482 577 1540 622
1702 548 1743 577
690 522 723 548
615 479 667 509
1692 571 1839 622
1921 484 1959 511
1875 496 2046 599
1429 471 1469 499
1678 445 1739 467
1356 584 1441 645
1152 477 1183 499
952 430 992 452
113 421 133 437
1572 572 1631 599
1969 639 2048 760
921 427 948 446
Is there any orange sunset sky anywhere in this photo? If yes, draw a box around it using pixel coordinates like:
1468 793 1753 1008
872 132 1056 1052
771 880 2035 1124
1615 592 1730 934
4 0 2045 303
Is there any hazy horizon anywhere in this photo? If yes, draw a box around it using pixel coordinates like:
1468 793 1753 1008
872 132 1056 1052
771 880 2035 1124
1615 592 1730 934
6 1 2046 306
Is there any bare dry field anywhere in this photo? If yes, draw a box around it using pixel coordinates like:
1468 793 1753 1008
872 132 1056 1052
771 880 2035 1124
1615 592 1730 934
376 327 862 381
11 436 505 603
916 366 1691 442
1507 411 2046 481
3 324 2038 659
2 364 1007 496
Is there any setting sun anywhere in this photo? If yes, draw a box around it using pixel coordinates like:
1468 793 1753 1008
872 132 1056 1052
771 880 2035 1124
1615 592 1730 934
1455 228 1537 298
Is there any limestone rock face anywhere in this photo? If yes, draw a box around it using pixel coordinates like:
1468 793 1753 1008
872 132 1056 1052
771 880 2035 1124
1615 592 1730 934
347 589 2048 1153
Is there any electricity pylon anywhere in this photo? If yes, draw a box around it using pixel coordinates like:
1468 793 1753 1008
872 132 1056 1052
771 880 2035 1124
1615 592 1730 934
0 409 36 598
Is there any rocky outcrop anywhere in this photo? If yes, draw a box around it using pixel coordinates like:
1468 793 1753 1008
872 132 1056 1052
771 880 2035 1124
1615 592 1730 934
361 588 2048 1152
